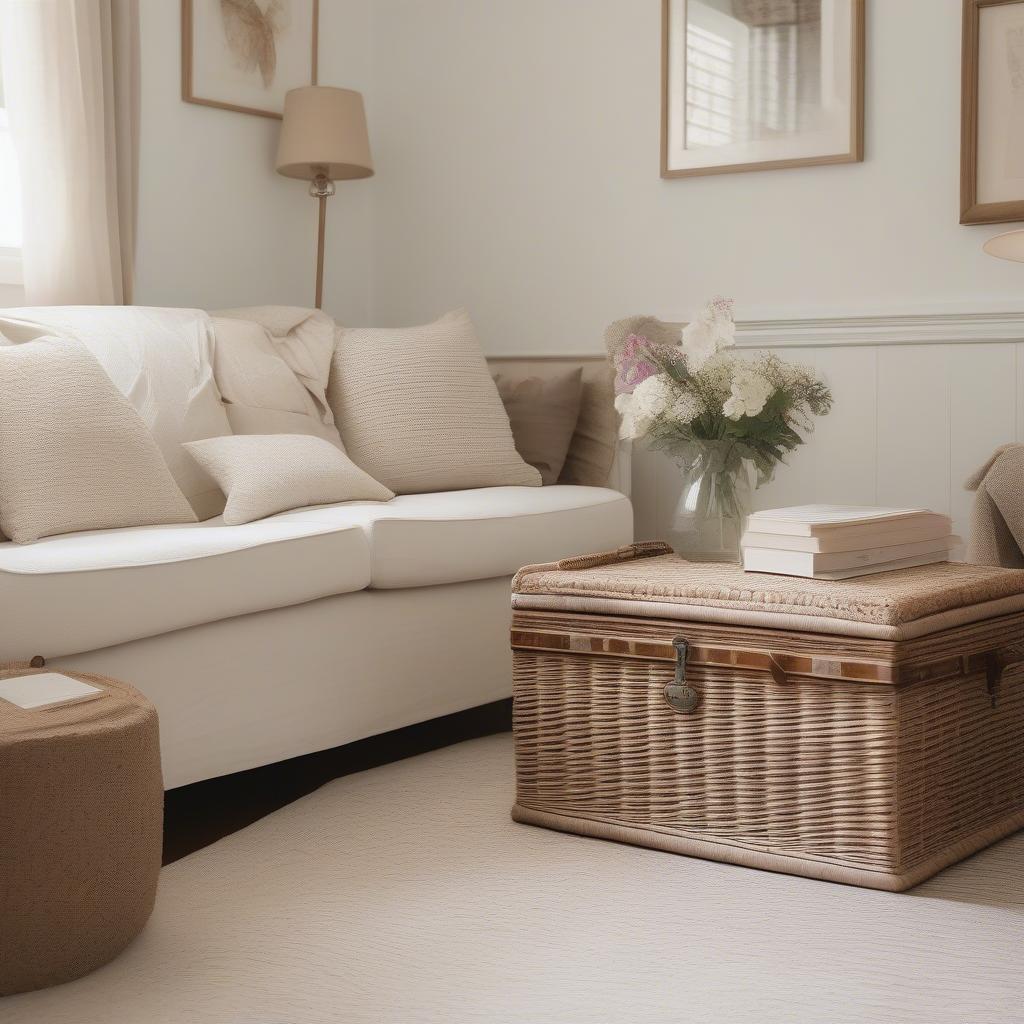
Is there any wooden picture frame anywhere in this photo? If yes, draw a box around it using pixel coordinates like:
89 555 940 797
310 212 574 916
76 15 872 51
661 0 865 179
182 0 319 120
961 0 1024 224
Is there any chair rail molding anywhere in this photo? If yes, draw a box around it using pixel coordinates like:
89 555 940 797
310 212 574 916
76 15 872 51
490 311 1024 359
733 311 1024 349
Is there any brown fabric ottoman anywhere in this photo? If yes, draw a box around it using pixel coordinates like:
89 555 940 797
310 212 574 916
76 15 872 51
0 663 162 996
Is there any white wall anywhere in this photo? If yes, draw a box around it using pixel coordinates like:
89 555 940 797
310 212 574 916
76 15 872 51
367 0 1024 352
630 317 1024 543
132 0 374 321
3 0 1020 542
363 0 1024 545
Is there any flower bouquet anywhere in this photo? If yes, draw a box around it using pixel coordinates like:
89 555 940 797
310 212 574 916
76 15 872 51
611 299 833 561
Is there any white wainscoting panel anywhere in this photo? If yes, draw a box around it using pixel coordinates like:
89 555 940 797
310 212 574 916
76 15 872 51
1018 344 1024 442
875 345 950 516
627 314 1024 550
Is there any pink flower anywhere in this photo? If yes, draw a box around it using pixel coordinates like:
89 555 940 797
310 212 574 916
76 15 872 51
614 334 658 395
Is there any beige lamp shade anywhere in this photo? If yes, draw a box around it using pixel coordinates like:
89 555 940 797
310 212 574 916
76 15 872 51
276 86 374 181
983 229 1024 263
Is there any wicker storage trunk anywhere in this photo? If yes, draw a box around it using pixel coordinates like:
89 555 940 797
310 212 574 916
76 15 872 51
511 543 1024 891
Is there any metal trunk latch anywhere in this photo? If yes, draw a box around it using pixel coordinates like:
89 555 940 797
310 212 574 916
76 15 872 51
664 638 701 714
986 656 1002 709
985 644 1024 709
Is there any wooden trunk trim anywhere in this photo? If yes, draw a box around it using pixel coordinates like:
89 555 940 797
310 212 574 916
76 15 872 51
511 628 899 685
511 613 1024 690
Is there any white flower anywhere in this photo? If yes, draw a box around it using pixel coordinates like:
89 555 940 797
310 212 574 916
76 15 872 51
691 350 733 397
616 374 677 440
680 319 718 370
616 374 705 438
670 391 703 425
723 366 773 420
681 296 736 370
615 392 641 440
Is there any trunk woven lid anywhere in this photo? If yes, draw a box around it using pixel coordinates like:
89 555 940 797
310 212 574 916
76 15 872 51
512 543 1024 635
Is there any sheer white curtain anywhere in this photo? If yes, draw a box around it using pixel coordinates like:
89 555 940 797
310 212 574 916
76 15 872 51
0 0 138 305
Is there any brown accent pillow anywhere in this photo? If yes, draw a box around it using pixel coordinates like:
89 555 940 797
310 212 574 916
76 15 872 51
494 368 584 485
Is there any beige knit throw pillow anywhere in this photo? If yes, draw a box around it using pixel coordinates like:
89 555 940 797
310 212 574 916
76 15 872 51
183 434 395 525
327 309 542 494
0 339 197 544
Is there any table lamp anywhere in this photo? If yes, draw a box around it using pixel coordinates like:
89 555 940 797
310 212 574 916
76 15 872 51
276 86 374 309
983 229 1024 262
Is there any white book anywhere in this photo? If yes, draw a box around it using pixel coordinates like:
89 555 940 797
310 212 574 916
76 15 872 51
742 537 959 577
741 521 954 554
744 550 951 581
0 672 103 710
746 505 949 538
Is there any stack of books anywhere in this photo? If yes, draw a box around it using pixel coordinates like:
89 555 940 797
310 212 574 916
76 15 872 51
741 505 958 580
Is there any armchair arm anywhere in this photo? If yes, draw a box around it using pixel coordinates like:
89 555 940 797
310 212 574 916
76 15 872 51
608 439 632 497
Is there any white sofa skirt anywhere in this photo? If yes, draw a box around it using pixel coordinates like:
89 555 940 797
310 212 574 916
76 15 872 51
52 577 516 789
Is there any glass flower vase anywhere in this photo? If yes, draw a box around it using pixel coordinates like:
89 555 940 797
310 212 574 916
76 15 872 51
668 443 753 563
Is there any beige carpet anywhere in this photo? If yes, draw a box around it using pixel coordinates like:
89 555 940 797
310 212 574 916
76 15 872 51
2 734 1022 1024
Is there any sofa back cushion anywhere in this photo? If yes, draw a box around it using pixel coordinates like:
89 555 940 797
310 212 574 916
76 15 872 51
0 338 197 543
211 307 344 447
327 309 541 493
0 306 232 519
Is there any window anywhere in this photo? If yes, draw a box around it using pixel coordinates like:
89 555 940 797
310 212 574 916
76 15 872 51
0 54 24 285
686 23 738 147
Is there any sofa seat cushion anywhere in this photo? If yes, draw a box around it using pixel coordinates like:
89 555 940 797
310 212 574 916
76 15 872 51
0 519 371 662
270 485 634 588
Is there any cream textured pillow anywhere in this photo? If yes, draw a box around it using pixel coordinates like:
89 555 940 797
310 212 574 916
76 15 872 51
183 434 394 526
0 306 233 520
327 309 542 493
211 308 344 447
0 339 197 544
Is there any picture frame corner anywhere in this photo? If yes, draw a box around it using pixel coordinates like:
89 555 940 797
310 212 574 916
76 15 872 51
180 0 319 121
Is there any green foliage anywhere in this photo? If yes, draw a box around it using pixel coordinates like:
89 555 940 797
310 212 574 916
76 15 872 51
617 338 833 488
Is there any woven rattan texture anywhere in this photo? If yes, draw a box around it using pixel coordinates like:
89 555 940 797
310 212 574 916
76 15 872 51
512 634 1024 886
514 549 1024 627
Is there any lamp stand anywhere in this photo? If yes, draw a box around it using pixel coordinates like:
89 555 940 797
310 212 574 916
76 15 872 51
310 171 336 309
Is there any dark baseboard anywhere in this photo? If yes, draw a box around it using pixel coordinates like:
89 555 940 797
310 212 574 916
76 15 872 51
162 699 513 865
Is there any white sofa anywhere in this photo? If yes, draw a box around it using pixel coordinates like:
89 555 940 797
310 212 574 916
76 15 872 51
0 335 632 788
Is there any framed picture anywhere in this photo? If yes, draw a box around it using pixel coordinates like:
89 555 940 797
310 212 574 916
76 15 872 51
182 0 319 119
961 0 1024 224
661 0 865 178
